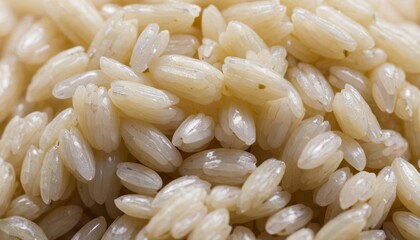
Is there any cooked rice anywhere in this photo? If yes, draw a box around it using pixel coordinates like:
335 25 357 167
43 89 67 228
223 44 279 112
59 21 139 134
0 0 419 239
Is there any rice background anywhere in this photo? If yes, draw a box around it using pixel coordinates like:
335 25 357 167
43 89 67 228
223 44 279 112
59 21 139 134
0 0 419 239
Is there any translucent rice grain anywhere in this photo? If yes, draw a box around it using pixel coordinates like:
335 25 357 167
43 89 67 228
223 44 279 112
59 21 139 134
116 162 162 195
73 84 120 153
88 148 125 205
222 1 288 45
332 84 382 143
121 119 182 172
359 230 386 240
102 214 146 240
328 66 372 103
149 54 224 104
366 167 397 229
281 35 320 63
0 216 47 240
223 57 298 106
88 12 138 69
291 8 357 59
0 162 16 216
395 82 420 120
108 81 183 125
99 57 152 85
369 19 420 74
198 38 227 66
43 0 104 47
315 204 371 240
77 181 94 207
3 15 35 55
316 6 374 50
392 211 420 240
298 131 341 169
266 204 313 236
38 205 83 240
40 145 71 204
219 21 268 58
27 46 89 102
0 56 26 123
202 5 226 41
285 228 314 240
206 185 241 211
383 222 405 240
242 189 291 220
188 208 231 240
334 131 366 171
39 108 78 150
239 159 285 212
180 148 257 185
339 171 376 209
122 3 201 34
314 167 351 207
5 194 49 221
0 0 16 37
391 158 420 215
130 24 169 74
20 146 43 196
71 216 107 240
215 99 256 149
172 113 215 152
164 34 200 57
100 3 122 19
115 194 153 219
326 0 375 26
16 17 69 66
228 226 256 240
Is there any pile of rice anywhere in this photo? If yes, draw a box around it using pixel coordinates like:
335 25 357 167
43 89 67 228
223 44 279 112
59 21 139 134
0 0 420 239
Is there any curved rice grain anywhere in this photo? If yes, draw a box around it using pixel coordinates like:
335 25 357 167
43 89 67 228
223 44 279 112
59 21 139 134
369 19 420 74
328 66 372 103
298 131 341 169
391 158 420 215
71 216 107 240
20 146 43 196
395 82 420 120
198 38 227 66
286 228 314 240
266 204 313 236
238 159 285 212
39 108 78 150
0 216 47 240
359 230 386 240
339 171 376 209
43 0 104 46
58 127 96 182
149 54 224 104
40 144 71 204
130 24 169 74
366 167 397 229
0 162 16 217
73 84 120 153
172 113 215 152
215 99 256 149
121 119 182 172
332 84 382 143
313 167 351 207
325 0 375 26
334 131 366 171
188 208 231 240
280 35 320 63
5 194 49 221
27 47 89 102
103 215 146 240
164 34 200 57
392 211 420 240
291 8 357 59
0 56 26 123
88 12 138 69
115 194 153 219
241 188 291 220
0 0 17 37
370 63 405 113
315 204 371 240
206 185 241 211
202 5 226 41
108 81 183 125
88 148 126 205
99 57 152 85
383 221 405 240
116 162 162 195
228 226 256 240
316 6 374 50
219 21 268 58
38 205 83 240
16 17 69 66
122 3 201 34
180 148 256 185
